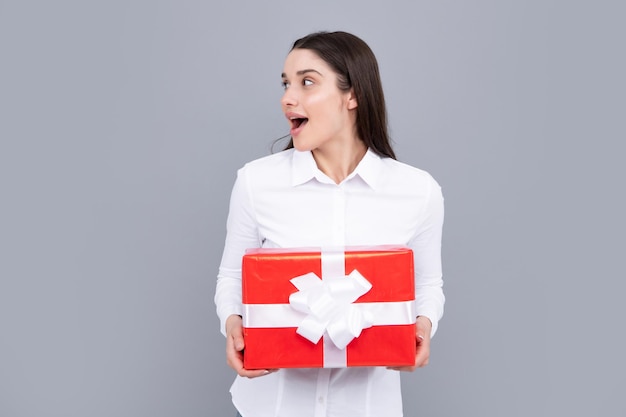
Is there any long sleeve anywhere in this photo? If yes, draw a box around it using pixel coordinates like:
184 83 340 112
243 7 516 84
409 177 445 337
214 168 260 336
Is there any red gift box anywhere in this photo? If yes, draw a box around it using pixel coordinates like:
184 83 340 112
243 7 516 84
242 245 417 369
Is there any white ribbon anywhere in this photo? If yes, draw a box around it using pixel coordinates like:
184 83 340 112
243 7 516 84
244 301 416 328
288 270 374 350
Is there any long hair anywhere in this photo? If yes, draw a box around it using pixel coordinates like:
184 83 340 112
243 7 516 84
283 31 396 160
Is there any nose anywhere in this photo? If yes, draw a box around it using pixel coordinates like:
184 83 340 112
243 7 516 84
281 87 297 109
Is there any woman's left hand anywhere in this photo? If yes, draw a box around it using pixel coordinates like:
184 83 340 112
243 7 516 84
388 316 432 372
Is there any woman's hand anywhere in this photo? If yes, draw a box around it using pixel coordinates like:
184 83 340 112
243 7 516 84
388 316 432 372
225 314 278 378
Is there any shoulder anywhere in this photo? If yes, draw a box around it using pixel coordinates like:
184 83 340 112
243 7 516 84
234 149 295 192
238 149 294 177
381 158 445 221
378 157 442 193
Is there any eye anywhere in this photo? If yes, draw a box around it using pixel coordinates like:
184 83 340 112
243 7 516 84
303 78 314 86
281 80 290 90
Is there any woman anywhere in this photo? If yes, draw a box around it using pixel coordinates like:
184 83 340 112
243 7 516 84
215 31 444 417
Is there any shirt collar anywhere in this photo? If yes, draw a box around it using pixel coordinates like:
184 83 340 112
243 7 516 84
291 148 383 189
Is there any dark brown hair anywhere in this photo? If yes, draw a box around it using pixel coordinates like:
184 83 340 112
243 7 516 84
283 31 396 159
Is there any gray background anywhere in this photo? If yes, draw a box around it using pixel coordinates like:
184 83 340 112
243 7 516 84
1 1 624 416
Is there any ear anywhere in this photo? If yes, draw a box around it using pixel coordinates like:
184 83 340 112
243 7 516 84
347 89 358 110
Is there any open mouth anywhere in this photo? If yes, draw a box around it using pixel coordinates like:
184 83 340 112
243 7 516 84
291 117 308 129
286 112 309 136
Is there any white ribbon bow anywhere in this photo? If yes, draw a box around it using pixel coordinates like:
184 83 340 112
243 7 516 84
288 270 375 350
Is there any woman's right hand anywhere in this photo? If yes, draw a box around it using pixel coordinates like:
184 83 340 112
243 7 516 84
225 314 278 378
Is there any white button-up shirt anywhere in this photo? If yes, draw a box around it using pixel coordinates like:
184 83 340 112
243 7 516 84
215 148 444 417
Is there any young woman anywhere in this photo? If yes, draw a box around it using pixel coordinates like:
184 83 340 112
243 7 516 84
215 31 445 417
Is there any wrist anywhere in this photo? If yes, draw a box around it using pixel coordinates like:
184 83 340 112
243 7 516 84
225 314 242 334
416 315 432 330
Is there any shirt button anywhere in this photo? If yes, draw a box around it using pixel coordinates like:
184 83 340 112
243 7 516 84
318 396 324 404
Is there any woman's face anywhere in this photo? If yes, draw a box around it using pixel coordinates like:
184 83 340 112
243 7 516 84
281 48 357 153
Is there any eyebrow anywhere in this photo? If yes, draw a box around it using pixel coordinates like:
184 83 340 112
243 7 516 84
281 69 323 78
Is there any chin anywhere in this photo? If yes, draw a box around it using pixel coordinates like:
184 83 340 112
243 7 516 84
291 138 314 152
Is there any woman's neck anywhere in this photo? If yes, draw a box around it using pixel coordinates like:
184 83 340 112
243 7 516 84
311 138 368 184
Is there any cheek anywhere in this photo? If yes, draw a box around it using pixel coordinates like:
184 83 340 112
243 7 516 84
307 93 345 120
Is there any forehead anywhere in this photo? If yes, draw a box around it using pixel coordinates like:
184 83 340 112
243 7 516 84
282 48 333 77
